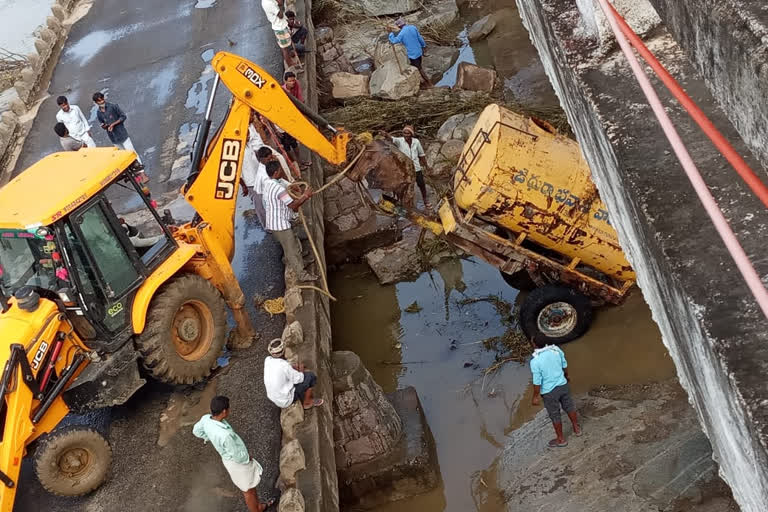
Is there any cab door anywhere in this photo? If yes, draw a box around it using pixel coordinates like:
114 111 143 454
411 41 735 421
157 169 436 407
67 199 144 345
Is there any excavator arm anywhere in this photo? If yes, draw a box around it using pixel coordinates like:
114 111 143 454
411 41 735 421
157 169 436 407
183 51 351 260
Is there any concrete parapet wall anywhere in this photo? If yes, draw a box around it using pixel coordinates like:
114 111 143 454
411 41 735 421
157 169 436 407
275 1 339 511
646 0 768 171
515 0 768 510
0 0 82 184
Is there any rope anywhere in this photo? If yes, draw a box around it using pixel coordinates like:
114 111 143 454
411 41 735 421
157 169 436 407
602 1 768 210
597 0 768 320
263 297 285 315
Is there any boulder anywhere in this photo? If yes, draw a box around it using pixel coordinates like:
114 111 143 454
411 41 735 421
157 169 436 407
455 62 497 92
440 139 465 163
278 488 305 512
425 142 455 179
453 112 480 141
420 0 460 28
330 72 370 99
369 61 421 100
316 26 334 45
365 229 455 284
350 0 419 16
436 113 465 143
467 14 497 41
422 46 460 84
373 38 409 70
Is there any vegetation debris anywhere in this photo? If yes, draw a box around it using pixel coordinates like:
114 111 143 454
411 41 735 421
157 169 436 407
404 301 423 313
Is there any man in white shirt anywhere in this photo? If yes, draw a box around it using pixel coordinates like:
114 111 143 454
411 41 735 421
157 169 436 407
264 338 323 410
55 96 96 147
387 125 431 210
262 160 317 282
261 0 300 70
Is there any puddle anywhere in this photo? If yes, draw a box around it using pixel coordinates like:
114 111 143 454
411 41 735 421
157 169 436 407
195 0 217 8
148 61 181 106
184 50 216 114
65 5 192 66
330 258 675 512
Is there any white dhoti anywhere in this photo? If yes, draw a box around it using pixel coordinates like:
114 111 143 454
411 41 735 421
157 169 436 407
222 458 263 492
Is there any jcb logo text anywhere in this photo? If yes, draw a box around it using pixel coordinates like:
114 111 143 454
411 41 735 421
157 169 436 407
216 139 241 200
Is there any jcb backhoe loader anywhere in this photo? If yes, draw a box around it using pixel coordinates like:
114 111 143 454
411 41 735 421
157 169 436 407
0 52 349 510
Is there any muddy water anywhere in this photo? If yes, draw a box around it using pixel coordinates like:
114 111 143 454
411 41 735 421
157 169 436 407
330 258 676 511
436 0 559 109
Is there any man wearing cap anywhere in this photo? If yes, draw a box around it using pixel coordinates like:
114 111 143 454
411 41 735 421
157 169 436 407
388 18 431 86
382 125 432 210
264 338 324 410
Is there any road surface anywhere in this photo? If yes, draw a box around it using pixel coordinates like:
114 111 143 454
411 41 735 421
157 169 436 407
13 0 288 510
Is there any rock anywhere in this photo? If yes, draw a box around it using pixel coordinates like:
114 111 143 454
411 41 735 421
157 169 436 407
453 112 480 141
282 320 304 347
331 212 360 232
278 488 305 512
369 61 421 100
322 61 342 76
455 62 497 92
467 14 497 42
422 46 460 84
421 0 460 28
316 26 334 45
365 229 455 284
436 114 465 142
284 286 304 315
330 72 370 99
279 439 306 488
373 38 409 70
350 0 419 16
280 402 305 440
425 143 442 169
440 139 466 163
321 45 340 62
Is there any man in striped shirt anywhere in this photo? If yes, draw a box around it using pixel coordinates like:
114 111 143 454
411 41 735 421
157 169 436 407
262 160 317 282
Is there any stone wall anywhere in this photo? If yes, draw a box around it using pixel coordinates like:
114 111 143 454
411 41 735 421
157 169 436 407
0 0 81 184
275 1 339 511
514 0 768 510
646 0 768 171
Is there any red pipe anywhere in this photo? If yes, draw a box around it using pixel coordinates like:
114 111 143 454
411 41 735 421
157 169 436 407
39 338 64 391
605 1 768 210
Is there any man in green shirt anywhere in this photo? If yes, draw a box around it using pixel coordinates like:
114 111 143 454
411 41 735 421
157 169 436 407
193 396 275 511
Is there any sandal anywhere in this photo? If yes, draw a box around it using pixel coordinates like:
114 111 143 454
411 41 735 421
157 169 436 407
548 438 568 448
303 398 324 410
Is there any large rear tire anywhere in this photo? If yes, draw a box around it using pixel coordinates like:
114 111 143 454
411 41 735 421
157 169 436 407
136 274 227 385
520 285 593 344
34 426 111 497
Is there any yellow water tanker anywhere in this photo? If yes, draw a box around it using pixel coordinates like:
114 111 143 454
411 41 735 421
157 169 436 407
453 104 634 282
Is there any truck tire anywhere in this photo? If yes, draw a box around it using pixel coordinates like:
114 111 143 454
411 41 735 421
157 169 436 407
34 426 111 497
520 285 593 344
136 274 227 385
500 269 537 291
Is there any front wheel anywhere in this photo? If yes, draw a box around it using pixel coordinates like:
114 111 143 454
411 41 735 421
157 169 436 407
136 274 227 385
519 285 593 344
34 426 112 497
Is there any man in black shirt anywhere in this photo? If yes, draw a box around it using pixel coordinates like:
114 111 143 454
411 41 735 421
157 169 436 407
93 92 148 182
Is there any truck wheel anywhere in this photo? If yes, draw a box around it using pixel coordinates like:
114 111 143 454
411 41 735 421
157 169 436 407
500 269 537 291
136 274 227 385
520 285 593 344
34 426 111 497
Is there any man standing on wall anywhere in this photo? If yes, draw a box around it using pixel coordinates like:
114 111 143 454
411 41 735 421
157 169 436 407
193 396 275 512
55 96 96 148
530 339 582 447
262 160 317 282
93 92 149 183
387 17 431 86
261 0 300 71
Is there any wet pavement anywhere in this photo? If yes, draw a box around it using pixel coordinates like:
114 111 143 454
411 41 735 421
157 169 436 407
330 258 677 512
13 0 289 510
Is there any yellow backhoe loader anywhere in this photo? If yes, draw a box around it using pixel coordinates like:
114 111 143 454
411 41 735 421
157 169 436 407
0 52 349 510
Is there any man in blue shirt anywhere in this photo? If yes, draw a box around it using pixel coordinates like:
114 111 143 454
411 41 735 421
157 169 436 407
530 339 582 447
388 18 431 86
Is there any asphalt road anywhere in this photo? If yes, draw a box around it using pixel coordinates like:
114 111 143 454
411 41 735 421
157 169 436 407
13 1 288 510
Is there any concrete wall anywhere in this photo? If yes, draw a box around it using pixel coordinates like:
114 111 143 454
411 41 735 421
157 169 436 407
275 1 339 511
646 0 768 171
514 0 768 510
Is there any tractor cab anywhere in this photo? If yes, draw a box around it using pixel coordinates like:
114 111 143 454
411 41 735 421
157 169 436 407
0 149 176 352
